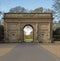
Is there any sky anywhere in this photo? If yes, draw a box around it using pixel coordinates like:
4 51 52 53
0 0 53 12
24 26 33 35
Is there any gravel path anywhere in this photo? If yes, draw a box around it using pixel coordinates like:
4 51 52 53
0 43 16 57
0 43 60 61
41 44 60 58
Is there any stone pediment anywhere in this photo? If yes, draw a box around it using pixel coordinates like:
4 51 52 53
4 13 53 19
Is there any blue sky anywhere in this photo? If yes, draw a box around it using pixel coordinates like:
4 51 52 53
0 0 53 12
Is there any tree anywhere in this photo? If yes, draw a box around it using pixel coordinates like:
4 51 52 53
53 0 60 19
58 20 60 23
0 11 4 25
30 7 43 13
44 9 54 14
0 25 4 42
9 6 27 13
0 11 2 15
30 7 54 14
53 27 60 41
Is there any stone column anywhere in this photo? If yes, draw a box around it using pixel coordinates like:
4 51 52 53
50 21 53 42
4 21 9 42
34 23 38 43
17 22 21 42
20 25 24 43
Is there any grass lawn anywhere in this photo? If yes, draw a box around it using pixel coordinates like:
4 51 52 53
24 39 33 42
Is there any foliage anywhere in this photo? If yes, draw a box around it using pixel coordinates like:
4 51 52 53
0 25 4 42
24 31 33 42
31 7 43 13
9 6 27 13
0 11 1 15
55 28 60 35
0 11 4 16
9 6 53 14
53 27 60 41
53 0 60 19
24 39 33 42
30 7 54 14
44 9 54 14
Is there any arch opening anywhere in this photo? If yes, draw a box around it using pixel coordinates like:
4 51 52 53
23 25 34 42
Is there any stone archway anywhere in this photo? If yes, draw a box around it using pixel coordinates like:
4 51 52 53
23 24 34 43
4 13 53 43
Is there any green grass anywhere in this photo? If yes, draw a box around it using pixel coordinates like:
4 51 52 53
24 39 33 42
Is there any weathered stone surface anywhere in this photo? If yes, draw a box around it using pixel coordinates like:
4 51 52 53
4 13 53 43
4 13 52 19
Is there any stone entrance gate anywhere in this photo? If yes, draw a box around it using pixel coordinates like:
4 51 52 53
4 13 53 43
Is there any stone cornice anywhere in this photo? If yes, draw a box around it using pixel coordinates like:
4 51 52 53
4 13 53 19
